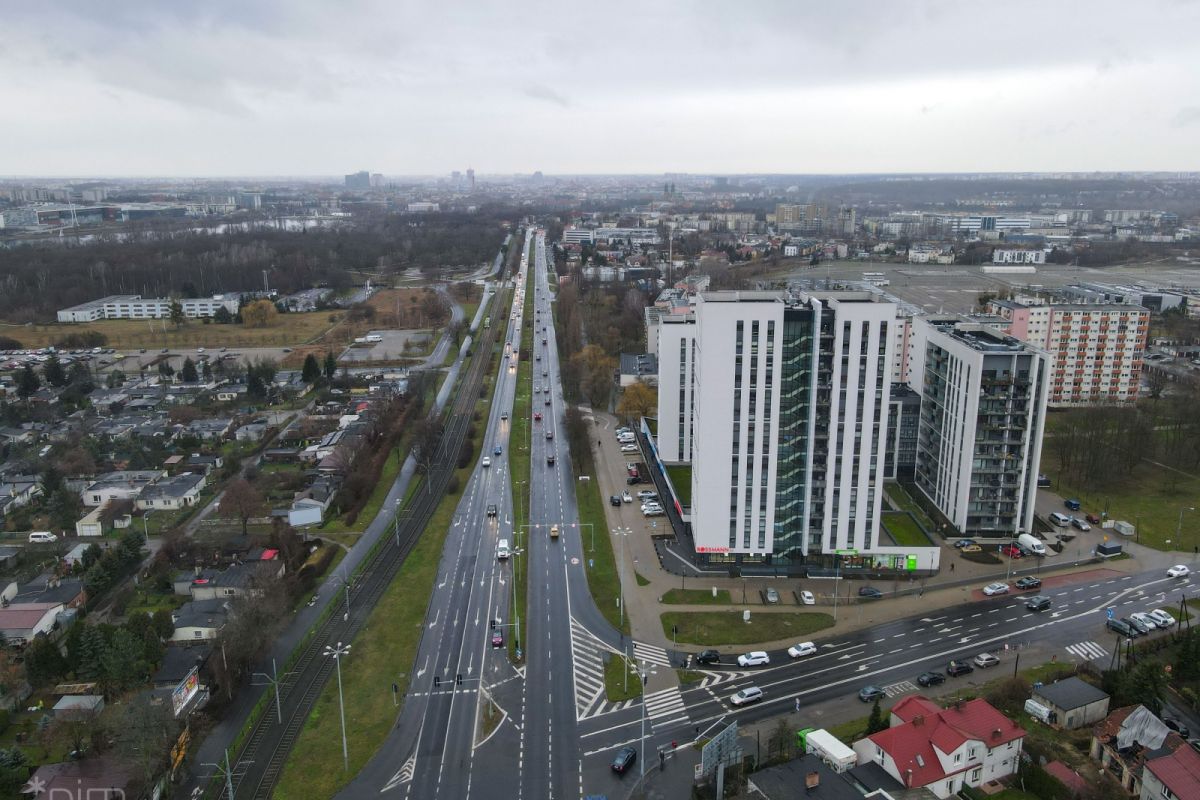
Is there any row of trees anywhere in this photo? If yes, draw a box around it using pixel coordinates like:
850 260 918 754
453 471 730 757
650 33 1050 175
0 210 510 322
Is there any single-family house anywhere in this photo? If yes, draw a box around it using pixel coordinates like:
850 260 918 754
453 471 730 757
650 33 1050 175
75 505 106 537
1091 705 1188 796
187 561 283 601
235 420 269 442
1140 734 1200 800
169 599 228 644
184 453 223 474
13 576 86 609
1032 676 1111 730
853 696 1025 799
0 475 42 516
187 418 233 441
747 752 906 800
152 644 212 689
81 469 165 506
0 602 64 645
136 471 206 510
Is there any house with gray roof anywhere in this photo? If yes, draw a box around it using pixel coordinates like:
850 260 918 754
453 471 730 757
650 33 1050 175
186 418 234 441
169 599 228 644
135 472 206 510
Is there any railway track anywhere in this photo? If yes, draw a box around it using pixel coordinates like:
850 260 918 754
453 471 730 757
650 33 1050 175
209 285 508 799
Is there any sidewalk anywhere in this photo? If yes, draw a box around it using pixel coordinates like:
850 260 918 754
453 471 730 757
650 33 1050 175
589 411 1182 660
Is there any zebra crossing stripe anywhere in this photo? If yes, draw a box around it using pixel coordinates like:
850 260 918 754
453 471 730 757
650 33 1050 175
1065 641 1108 661
632 641 672 667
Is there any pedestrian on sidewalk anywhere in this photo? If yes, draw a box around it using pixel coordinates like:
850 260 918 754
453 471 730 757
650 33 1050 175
794 697 800 714
950 562 954 572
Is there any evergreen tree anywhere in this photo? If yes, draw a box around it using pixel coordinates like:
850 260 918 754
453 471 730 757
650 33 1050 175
43 356 68 387
867 697 888 734
23 636 67 685
323 351 337 380
76 626 108 680
106 370 125 388
16 364 39 398
181 357 198 383
301 353 321 384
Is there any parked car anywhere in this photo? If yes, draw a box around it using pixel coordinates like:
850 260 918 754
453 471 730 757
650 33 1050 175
621 491 632 503
695 650 720 665
1014 576 1042 590
946 660 975 677
973 653 1000 668
1149 609 1177 627
858 586 883 599
1106 618 1136 637
1085 513 1102 525
1164 717 1191 737
1124 616 1150 635
800 590 815 605
982 582 1010 596
730 686 764 707
1071 517 1091 531
637 490 657 501
620 444 639 453
787 641 817 658
1064 498 1082 511
1129 612 1159 630
611 746 637 775
737 651 770 667
917 671 945 687
610 495 622 507
1001 544 1023 558
765 588 780 604
1168 564 1191 578
953 539 977 549
960 544 982 553
858 685 885 702
1037 474 1052 487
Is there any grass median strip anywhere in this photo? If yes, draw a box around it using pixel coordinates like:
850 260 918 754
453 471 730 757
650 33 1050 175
659 588 732 605
661 610 833 647
604 653 642 703
274 463 468 799
577 471 629 635
508 276 533 661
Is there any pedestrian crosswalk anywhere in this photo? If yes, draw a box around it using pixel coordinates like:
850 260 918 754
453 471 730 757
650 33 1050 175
569 618 609 720
643 686 689 730
633 641 672 668
1065 640 1109 661
883 681 916 698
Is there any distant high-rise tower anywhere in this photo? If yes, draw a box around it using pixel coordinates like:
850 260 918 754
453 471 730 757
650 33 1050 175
344 171 371 189
467 168 475 191
370 173 384 188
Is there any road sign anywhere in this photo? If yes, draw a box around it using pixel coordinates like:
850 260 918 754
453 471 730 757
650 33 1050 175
700 722 740 777
1106 607 1115 620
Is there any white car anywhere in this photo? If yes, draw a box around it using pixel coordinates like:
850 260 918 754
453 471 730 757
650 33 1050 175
642 507 664 517
982 582 1010 596
787 642 817 659
973 652 1000 668
621 491 632 503
729 686 764 707
1149 609 1177 627
800 590 815 606
1167 564 1191 578
1129 612 1159 630
637 490 657 501
641 504 662 515
620 444 639 453
737 651 770 667
481 457 492 467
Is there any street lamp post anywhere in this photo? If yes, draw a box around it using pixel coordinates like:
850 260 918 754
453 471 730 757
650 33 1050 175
1177 507 1196 559
331 567 351 621
636 660 657 779
323 642 352 771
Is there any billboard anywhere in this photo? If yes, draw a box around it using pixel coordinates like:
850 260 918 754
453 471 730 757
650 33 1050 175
171 666 200 718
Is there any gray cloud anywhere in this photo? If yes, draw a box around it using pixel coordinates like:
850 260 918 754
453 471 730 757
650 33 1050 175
524 85 570 108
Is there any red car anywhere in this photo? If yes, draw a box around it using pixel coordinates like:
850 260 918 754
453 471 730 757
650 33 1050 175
491 630 504 648
1085 513 1102 525
533 412 542 422
1001 544 1023 559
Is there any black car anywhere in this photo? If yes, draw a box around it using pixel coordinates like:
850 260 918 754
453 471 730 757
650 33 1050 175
1164 717 1191 738
917 671 945 687
610 495 622 507
611 746 637 775
1025 595 1051 612
858 586 883 599
1123 616 1150 635
1015 576 1042 590
486 504 498 517
946 660 975 677
1106 618 1136 637
695 650 720 665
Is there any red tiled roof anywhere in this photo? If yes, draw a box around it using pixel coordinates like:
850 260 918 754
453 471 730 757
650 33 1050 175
1144 741 1200 799
866 698 1026 790
0 602 60 629
1044 761 1089 796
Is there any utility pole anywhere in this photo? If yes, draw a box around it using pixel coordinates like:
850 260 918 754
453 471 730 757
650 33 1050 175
251 658 292 724
324 642 352 771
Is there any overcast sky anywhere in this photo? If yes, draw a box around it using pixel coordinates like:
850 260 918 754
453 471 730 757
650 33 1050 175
5 0 1200 177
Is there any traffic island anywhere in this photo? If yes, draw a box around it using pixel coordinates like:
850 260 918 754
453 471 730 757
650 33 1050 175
661 610 834 647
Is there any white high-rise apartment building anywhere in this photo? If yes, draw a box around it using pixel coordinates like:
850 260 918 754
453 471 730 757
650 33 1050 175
687 290 897 563
908 319 1049 537
655 314 697 463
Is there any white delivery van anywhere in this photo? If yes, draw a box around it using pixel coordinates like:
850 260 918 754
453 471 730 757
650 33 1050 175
497 539 510 560
28 531 58 544
1048 512 1070 527
1018 533 1047 555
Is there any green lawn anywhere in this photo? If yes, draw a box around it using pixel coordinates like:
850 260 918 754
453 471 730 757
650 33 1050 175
661 611 834 646
659 588 733 605
884 483 936 533
1044 461 1200 551
880 511 931 547
578 470 629 635
634 572 651 587
604 652 642 702
666 464 692 507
